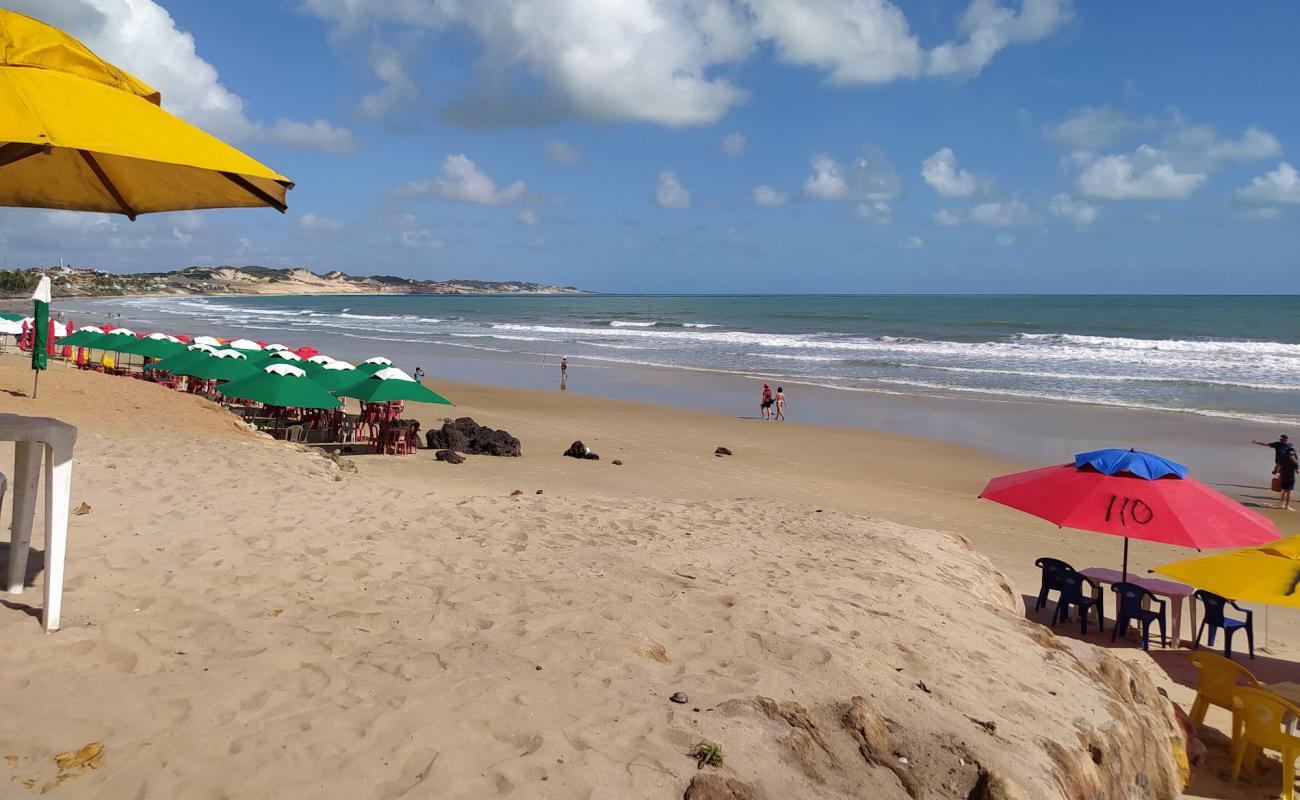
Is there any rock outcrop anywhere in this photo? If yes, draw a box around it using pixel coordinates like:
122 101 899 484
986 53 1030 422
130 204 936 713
434 449 464 464
425 417 521 457
563 440 600 460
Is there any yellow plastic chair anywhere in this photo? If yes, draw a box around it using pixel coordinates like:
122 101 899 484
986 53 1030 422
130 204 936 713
1188 651 1261 726
1231 687 1300 799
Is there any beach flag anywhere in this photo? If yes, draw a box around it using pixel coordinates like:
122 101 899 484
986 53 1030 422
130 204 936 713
31 276 50 372
30 276 50 397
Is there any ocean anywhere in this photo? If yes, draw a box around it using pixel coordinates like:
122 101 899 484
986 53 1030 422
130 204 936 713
61 294 1300 427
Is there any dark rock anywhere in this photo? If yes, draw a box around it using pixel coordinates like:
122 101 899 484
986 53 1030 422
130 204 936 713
611 459 623 465
670 691 689 704
434 449 464 465
583 452 600 460
683 774 761 800
563 440 589 458
425 417 521 457
536 489 544 495
714 447 733 456
510 489 523 497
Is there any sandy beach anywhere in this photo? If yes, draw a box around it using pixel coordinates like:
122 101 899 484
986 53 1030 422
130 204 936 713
0 352 1292 798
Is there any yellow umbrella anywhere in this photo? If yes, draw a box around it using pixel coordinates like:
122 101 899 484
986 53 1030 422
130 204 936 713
1154 534 1300 607
0 9 292 218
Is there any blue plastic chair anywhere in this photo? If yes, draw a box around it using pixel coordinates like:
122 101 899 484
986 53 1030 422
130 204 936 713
1050 571 1104 635
1034 557 1076 613
1194 590 1255 660
1111 582 1167 650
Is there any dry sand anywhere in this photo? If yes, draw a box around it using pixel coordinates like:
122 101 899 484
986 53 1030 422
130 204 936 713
0 356 1294 798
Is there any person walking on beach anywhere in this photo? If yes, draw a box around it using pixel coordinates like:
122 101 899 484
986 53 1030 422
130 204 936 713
760 383 773 420
559 356 568 391
774 387 786 421
1253 434 1296 509
1280 447 1299 511
413 366 425 383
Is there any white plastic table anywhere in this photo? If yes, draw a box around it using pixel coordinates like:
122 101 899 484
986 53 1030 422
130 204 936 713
1 414 76 632
1080 567 1196 649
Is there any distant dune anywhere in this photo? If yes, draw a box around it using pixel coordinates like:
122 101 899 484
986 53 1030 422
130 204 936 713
4 265 590 298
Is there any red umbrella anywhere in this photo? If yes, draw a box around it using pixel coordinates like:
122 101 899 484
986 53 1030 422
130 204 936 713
980 448 1278 578
293 346 320 359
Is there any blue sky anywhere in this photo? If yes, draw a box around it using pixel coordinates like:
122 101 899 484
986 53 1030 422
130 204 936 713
3 0 1298 292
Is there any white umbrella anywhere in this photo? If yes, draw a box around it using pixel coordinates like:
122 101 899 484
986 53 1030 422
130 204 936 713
228 338 262 351
264 343 289 351
193 335 222 347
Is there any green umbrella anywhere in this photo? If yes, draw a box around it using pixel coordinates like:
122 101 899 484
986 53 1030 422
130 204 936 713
56 326 107 346
337 367 452 405
217 363 341 409
172 350 259 383
309 362 363 391
117 334 187 360
81 329 139 352
0 311 24 322
355 357 394 375
144 344 217 373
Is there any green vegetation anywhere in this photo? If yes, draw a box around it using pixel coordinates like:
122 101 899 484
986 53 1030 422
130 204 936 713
687 741 724 769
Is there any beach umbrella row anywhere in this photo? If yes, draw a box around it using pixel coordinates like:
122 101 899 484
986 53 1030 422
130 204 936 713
217 363 340 409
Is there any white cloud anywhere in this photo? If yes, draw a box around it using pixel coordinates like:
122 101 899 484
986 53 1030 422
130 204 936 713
805 155 849 200
1239 207 1281 221
400 229 444 249
750 185 789 207
926 0 1074 77
1235 162 1300 204
854 200 892 225
1048 194 1097 226
402 155 526 205
921 148 978 197
996 233 1016 246
722 133 747 156
298 213 344 232
41 211 115 231
545 140 584 165
899 235 924 250
305 0 1071 127
1167 125 1281 166
804 149 899 202
656 171 690 209
265 120 362 154
969 199 1036 227
357 50 420 121
518 210 539 226
11 0 356 153
747 0 923 84
1076 146 1206 200
932 209 964 226
1046 106 1146 150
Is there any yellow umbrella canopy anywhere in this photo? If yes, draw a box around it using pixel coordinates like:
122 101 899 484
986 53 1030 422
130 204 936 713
0 9 292 218
1154 535 1300 607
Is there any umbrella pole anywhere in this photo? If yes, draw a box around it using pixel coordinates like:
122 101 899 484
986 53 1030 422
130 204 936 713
1121 537 1129 582
31 369 39 400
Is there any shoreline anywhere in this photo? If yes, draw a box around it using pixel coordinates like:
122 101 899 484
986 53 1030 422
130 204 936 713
43 297 1294 485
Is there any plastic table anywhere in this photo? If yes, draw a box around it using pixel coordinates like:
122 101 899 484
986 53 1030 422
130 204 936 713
1 414 77 632
1080 567 1196 649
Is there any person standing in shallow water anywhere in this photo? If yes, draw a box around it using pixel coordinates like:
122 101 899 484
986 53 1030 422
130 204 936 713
760 383 773 420
774 387 786 421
